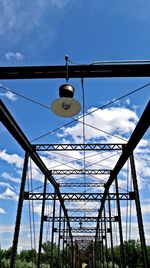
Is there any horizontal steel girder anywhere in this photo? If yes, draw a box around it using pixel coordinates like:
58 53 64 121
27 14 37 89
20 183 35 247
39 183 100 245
68 209 99 212
59 183 105 187
61 228 96 234
1 63 150 79
33 143 124 151
71 229 96 234
44 216 117 222
51 169 111 175
24 191 134 201
73 236 95 240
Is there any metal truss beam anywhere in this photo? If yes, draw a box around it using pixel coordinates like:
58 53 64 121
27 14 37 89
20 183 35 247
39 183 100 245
1 63 150 79
59 183 105 187
33 143 124 151
72 228 106 233
44 216 118 222
68 209 99 212
96 101 150 235
73 236 95 240
24 191 133 201
71 229 96 234
51 169 111 175
61 227 96 232
0 100 72 242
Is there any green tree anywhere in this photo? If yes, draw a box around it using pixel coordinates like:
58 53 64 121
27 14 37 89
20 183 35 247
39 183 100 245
19 249 37 264
41 241 59 267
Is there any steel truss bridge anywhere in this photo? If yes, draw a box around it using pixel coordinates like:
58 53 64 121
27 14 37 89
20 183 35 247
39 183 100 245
0 63 150 268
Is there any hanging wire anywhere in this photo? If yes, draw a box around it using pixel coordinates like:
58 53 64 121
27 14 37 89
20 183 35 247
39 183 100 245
81 78 86 177
65 55 69 83
129 166 133 242
0 84 51 110
30 81 150 142
45 150 112 170
81 77 86 219
0 81 148 143
67 56 150 65
126 160 130 242
27 159 33 251
29 159 37 254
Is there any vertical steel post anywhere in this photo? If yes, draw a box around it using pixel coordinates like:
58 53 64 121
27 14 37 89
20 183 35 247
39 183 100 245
58 203 62 267
98 229 101 268
104 205 108 268
50 190 56 268
115 176 126 268
37 175 47 268
71 244 74 268
63 217 66 268
130 153 148 268
66 226 69 267
10 152 29 268
100 217 104 268
93 240 96 268
108 191 115 268
0 244 2 268
95 236 97 268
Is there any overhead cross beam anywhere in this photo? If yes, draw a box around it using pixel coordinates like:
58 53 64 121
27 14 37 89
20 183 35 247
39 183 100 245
58 183 105 187
51 169 111 175
1 63 150 79
24 192 134 201
33 143 124 151
44 216 118 222
71 228 96 233
68 209 99 212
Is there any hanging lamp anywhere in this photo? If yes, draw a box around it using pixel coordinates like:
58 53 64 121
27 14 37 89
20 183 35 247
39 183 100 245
51 56 81 117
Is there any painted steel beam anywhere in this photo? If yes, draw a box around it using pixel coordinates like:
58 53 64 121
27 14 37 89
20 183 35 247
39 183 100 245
44 216 118 222
62 228 96 233
96 101 150 235
51 169 111 175
68 209 99 212
0 100 72 241
1 63 150 79
24 191 133 201
33 143 124 151
59 183 105 187
71 229 96 233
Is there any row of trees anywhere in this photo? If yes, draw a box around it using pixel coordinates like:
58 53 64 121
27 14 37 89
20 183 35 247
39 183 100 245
0 241 71 268
96 239 150 268
1 240 150 267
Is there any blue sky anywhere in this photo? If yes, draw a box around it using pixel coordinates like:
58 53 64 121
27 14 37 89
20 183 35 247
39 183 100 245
0 0 150 251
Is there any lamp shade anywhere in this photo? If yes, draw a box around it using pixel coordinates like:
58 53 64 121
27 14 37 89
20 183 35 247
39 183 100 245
51 83 81 117
51 97 81 117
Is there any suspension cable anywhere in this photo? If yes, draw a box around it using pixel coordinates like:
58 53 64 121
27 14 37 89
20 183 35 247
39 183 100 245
30 82 150 142
29 159 37 254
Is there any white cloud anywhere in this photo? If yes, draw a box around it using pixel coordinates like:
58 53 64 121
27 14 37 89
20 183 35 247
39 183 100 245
0 150 23 168
0 224 29 233
1 91 17 101
51 0 69 8
59 106 138 143
5 51 24 61
33 202 53 216
0 84 17 102
2 172 20 183
0 0 70 43
0 208 6 214
0 181 14 190
0 187 18 201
